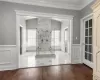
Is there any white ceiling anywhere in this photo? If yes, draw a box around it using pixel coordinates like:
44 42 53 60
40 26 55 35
0 0 94 10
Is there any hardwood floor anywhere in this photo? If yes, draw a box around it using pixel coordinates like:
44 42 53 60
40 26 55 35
0 64 93 80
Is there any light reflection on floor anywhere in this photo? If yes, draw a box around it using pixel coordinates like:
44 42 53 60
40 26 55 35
19 51 71 68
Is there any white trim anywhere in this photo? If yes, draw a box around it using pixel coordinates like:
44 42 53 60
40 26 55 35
81 13 93 20
15 10 74 20
70 19 73 45
80 19 83 63
80 13 93 68
0 62 11 65
0 45 16 47
16 14 20 68
72 44 81 46
69 19 73 63
83 59 93 68
15 10 74 68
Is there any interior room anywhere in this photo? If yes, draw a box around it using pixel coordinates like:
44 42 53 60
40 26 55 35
0 0 100 80
19 15 71 68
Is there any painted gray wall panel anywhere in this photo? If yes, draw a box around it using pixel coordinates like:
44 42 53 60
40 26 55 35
0 1 81 45
0 4 16 45
26 19 38 29
26 19 61 30
51 20 61 30
73 15 80 44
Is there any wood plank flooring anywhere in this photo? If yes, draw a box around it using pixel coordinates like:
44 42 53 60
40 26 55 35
0 64 93 80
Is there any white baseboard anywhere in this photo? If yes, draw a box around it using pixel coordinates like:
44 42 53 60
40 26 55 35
83 59 93 68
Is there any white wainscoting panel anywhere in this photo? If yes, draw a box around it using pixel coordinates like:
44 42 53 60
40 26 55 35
0 50 11 64
71 44 82 64
0 45 18 71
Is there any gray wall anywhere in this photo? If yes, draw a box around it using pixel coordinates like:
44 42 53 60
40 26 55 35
26 18 61 51
51 20 61 30
0 1 81 45
26 19 61 30
26 18 38 29
80 1 95 18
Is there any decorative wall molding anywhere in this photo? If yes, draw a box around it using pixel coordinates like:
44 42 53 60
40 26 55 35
71 44 81 64
15 10 74 20
0 50 11 65
93 74 100 80
0 45 17 71
80 13 93 68
91 0 100 12
96 51 100 72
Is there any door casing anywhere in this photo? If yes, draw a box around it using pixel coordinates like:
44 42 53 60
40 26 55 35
15 10 74 68
80 13 93 68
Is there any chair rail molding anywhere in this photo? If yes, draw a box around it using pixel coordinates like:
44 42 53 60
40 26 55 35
0 45 17 71
0 45 16 47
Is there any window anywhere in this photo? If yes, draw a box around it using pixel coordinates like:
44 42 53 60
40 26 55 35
85 19 93 62
51 30 60 46
27 29 36 46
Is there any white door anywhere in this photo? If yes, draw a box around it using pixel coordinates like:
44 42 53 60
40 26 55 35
83 17 93 68
93 8 100 79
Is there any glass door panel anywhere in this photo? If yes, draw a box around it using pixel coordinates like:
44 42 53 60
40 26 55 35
84 19 93 62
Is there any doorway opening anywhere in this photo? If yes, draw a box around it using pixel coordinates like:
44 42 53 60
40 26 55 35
20 26 23 55
16 10 73 68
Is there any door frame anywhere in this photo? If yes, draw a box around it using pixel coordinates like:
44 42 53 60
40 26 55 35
19 26 23 55
15 10 74 68
64 27 68 52
80 13 93 68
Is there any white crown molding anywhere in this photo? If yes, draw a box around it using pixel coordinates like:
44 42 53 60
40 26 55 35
15 10 74 20
0 0 94 10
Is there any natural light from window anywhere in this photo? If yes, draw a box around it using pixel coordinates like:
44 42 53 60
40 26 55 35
51 30 60 46
27 29 36 47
